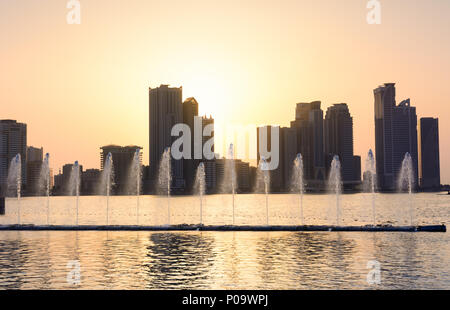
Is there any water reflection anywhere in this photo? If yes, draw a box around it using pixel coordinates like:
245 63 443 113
144 233 215 289
0 230 448 289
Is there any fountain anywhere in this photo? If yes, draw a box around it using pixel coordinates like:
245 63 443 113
7 154 21 224
398 152 414 225
221 144 237 225
39 153 51 224
328 155 342 226
128 149 142 225
68 161 81 225
194 162 206 225
291 154 305 225
255 157 270 225
101 153 114 225
158 147 172 226
364 150 377 226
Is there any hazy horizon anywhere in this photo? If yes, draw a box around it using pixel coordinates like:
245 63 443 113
1 0 449 183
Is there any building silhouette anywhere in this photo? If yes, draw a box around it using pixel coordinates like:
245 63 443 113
419 117 440 189
26 146 43 196
290 101 326 189
0 120 27 195
374 83 418 191
324 104 360 187
149 85 184 192
100 145 142 195
182 97 199 192
81 168 101 195
392 99 418 187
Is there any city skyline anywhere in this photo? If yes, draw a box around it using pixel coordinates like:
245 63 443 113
1 0 450 183
1 81 445 187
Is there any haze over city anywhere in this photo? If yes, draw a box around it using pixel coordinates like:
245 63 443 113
1 0 449 183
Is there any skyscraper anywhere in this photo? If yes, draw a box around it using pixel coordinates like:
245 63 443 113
0 120 27 195
149 85 184 192
290 101 325 189
374 83 418 191
374 83 396 190
392 99 418 187
419 117 440 189
182 97 199 192
324 104 356 184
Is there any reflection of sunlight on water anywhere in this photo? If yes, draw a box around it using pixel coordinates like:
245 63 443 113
0 193 448 289
0 229 448 289
0 193 448 226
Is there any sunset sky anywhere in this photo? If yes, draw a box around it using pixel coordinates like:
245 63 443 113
1 0 449 183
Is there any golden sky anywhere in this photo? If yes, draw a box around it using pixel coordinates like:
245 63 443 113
1 0 449 183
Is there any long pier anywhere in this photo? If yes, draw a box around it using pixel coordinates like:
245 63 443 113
0 224 446 232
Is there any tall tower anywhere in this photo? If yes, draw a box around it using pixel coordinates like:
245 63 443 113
0 120 27 195
374 83 396 190
324 103 355 183
374 84 418 191
149 85 184 191
419 117 440 189
290 101 325 188
393 99 418 188
182 97 199 192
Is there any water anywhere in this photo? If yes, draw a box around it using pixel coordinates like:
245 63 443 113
194 163 206 225
398 153 415 226
68 162 81 225
7 154 21 200
221 144 237 225
291 154 305 225
328 155 342 226
255 158 270 225
128 149 142 225
7 154 21 224
364 150 377 226
39 153 51 224
0 193 448 289
100 153 114 225
158 148 171 225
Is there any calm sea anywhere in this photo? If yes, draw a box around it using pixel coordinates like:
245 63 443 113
0 193 448 289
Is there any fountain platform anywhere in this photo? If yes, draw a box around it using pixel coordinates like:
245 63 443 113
0 224 446 232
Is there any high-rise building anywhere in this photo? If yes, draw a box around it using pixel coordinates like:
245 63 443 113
0 120 27 195
324 104 356 185
374 83 396 190
182 97 199 192
100 145 142 195
26 146 43 196
149 85 184 192
374 83 418 191
419 118 440 189
392 99 418 187
290 101 325 189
